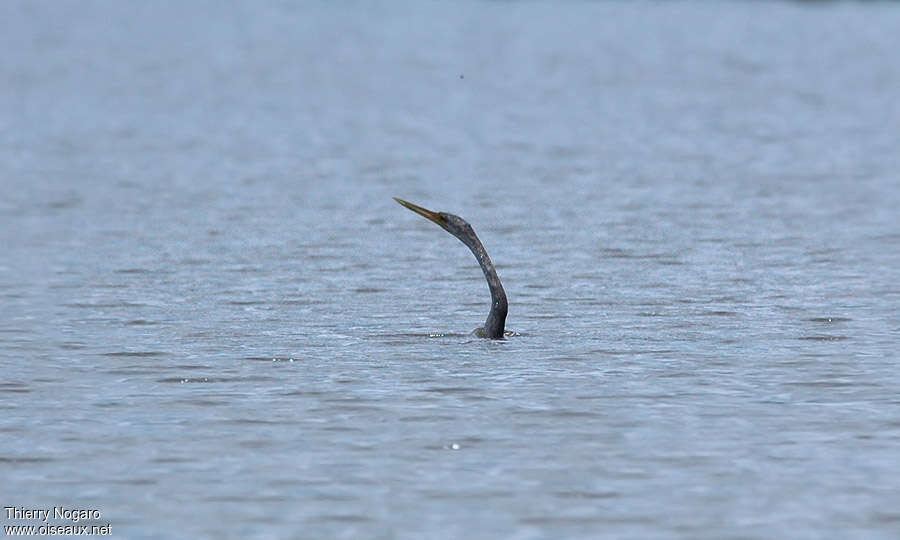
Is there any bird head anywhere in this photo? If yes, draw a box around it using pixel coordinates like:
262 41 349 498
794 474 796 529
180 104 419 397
394 198 475 242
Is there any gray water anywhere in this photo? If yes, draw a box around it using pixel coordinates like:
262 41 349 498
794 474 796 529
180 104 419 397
2 1 900 538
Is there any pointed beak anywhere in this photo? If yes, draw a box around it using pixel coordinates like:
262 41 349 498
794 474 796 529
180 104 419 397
394 198 445 227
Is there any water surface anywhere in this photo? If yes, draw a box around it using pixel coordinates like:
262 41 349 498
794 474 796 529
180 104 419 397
2 1 899 538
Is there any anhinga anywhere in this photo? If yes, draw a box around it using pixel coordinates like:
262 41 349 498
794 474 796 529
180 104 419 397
394 198 508 339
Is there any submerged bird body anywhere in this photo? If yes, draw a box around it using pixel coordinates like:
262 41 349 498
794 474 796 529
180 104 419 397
394 198 508 339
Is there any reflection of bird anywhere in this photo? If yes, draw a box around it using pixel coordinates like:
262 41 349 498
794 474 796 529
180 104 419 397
394 198 508 339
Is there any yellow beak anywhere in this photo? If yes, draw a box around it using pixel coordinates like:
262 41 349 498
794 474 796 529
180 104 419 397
394 198 445 227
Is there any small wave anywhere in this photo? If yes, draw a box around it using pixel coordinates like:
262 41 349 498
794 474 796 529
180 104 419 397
102 351 169 357
807 317 852 323
797 335 849 342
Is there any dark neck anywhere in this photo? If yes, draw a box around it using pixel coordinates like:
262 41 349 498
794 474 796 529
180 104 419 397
465 235 508 339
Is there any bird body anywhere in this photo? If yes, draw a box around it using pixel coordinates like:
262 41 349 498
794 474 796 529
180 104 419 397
394 198 508 339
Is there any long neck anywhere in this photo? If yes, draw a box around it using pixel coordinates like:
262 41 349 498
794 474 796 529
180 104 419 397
465 235 508 338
